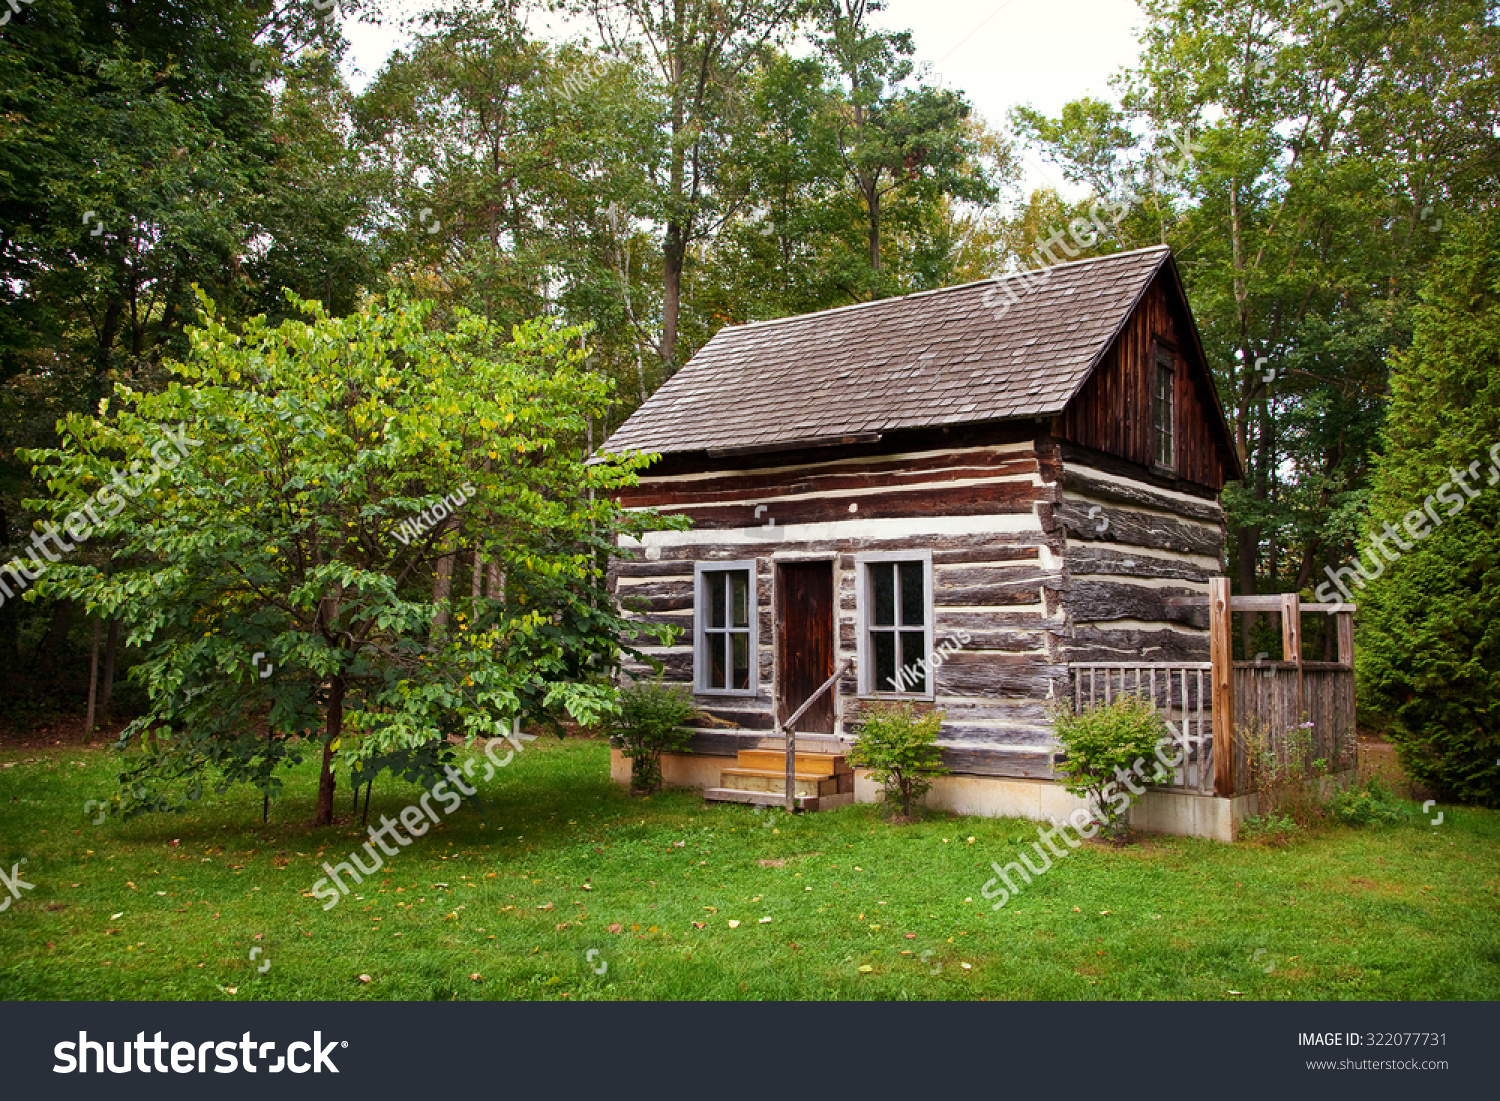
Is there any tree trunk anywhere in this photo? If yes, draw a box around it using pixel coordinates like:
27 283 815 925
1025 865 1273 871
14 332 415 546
85 617 102 734
661 223 685 366
315 676 345 826
100 618 120 719
867 185 881 273
432 544 455 638
471 547 484 619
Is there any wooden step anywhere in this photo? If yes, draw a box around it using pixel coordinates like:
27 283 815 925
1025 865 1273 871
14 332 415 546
719 768 841 798
737 749 849 776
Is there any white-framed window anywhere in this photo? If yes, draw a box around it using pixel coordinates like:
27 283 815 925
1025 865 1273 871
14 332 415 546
855 550 935 698
694 560 758 695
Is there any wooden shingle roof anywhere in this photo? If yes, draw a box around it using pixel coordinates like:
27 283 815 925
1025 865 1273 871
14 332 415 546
602 245 1177 457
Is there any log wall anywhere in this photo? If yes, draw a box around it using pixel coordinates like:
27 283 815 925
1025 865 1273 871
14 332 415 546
611 419 1230 782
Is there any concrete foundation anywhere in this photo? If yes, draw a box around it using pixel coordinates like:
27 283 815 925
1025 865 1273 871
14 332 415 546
621 750 1258 841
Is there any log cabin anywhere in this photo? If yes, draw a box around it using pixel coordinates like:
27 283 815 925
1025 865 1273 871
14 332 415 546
599 245 1244 834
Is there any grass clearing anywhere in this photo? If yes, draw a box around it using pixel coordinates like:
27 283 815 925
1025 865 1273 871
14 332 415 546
1 735 1497 1000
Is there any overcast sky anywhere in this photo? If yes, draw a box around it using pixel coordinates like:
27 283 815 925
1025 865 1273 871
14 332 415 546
339 0 1148 195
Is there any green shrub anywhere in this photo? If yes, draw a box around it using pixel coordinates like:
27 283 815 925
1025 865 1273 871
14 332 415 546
604 678 698 794
1051 695 1171 831
1328 779 1411 826
1239 811 1302 842
848 701 949 818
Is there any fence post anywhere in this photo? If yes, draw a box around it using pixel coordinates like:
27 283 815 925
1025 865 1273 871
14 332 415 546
1210 578 1235 796
1336 611 1354 667
1281 591 1304 720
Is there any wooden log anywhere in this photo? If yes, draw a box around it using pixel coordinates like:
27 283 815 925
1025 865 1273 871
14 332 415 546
1055 501 1223 557
1065 546 1217 583
1055 440 1224 502
1065 579 1210 626
1209 578 1235 796
646 480 1043 529
1063 625 1211 665
1060 467 1224 524
937 745 1056 780
625 452 1042 508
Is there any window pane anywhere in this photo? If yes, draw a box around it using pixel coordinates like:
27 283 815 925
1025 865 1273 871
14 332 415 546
731 571 749 628
872 564 895 626
873 630 897 692
708 572 726 629
708 632 726 689
731 632 750 690
901 631 929 693
899 561 924 626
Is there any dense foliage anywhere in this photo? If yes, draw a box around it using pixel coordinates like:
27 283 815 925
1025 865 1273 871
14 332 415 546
1356 214 1500 807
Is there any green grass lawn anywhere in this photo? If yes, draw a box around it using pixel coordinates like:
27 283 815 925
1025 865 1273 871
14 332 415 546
1 734 1497 1000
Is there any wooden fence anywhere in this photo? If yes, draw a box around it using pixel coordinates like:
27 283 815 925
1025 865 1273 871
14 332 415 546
1071 662 1215 794
1070 579 1357 797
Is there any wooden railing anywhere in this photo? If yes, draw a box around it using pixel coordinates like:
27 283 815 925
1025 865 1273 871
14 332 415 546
1071 662 1216 794
1071 578 1358 797
778 658 854 812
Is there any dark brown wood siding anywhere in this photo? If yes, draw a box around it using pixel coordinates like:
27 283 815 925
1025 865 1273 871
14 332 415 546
1056 274 1230 490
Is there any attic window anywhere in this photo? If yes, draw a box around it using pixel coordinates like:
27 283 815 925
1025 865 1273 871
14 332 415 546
1153 348 1176 470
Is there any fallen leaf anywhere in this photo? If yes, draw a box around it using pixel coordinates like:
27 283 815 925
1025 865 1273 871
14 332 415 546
858 964 873 973
607 923 622 934
223 987 237 995
904 933 916 939
692 921 705 929
758 916 772 924
727 920 741 928
961 963 973 971
110 912 124 920
469 973 482 981
125 882 137 890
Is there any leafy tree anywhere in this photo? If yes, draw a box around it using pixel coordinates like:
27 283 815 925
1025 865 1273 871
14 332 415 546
583 0 810 366
1357 214 1500 807
20 291 676 824
815 0 1002 295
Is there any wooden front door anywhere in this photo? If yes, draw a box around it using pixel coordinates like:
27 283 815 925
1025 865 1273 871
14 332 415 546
775 561 835 733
